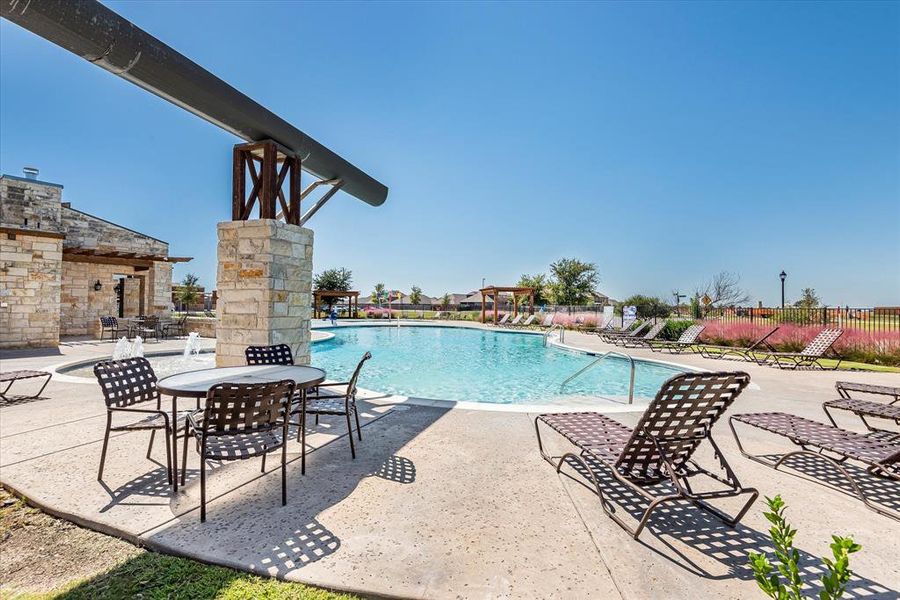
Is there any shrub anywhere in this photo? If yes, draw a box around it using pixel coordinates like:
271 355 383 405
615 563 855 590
660 319 695 341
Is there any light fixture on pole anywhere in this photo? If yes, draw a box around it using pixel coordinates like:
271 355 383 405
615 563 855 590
779 271 787 308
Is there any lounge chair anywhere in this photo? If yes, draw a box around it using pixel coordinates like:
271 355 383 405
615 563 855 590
495 314 511 326
599 321 649 343
536 371 756 538
753 328 843 370
181 380 295 521
538 314 555 329
0 370 51 401
616 321 666 348
697 326 780 361
823 382 900 434
503 314 523 327
648 324 705 354
730 412 900 520
510 315 537 328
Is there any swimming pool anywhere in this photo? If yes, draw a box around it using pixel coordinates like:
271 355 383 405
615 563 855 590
59 325 688 408
312 325 685 406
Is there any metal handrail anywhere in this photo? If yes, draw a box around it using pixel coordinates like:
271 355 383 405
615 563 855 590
560 351 636 404
543 324 565 346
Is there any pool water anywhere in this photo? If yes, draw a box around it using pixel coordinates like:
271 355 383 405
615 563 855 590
61 326 687 407
312 326 684 405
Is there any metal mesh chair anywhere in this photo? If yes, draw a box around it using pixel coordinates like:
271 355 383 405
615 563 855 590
94 357 175 483
753 328 843 370
616 321 666 348
697 326 780 361
823 381 900 435
99 316 129 340
180 380 295 522
297 352 372 473
730 411 900 520
245 344 294 366
536 371 756 539
649 324 706 353
133 315 161 342
599 320 649 343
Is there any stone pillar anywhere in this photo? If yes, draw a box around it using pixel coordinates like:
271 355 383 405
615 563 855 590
215 220 313 367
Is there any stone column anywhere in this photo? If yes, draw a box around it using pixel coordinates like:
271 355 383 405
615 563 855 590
215 220 313 367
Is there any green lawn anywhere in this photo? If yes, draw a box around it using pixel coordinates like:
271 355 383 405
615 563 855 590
13 553 358 600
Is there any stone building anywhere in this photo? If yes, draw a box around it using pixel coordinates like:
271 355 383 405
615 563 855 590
0 169 190 348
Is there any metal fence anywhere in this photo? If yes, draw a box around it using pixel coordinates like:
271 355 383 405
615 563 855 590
701 306 900 335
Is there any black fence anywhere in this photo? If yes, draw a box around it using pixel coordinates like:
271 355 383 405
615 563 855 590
702 306 900 335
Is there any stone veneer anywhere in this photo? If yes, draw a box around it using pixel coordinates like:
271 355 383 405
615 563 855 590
0 231 63 348
215 220 313 367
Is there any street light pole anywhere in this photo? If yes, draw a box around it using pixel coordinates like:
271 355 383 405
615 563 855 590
779 271 787 309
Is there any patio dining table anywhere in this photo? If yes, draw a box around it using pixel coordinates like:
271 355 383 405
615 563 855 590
157 364 326 491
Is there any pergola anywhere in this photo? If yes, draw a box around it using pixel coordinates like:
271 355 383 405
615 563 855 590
480 286 535 324
313 290 360 318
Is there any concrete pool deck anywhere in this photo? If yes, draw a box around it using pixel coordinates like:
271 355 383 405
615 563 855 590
1 323 899 599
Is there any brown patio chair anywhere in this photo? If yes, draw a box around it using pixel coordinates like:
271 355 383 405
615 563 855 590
753 328 843 370
730 412 900 520
133 315 161 342
616 321 666 348
823 382 900 434
599 321 649 343
162 315 188 338
180 380 295 522
297 352 372 472
99 316 129 340
0 370 52 401
245 343 294 366
697 326 780 361
94 357 177 484
649 324 706 354
536 371 757 539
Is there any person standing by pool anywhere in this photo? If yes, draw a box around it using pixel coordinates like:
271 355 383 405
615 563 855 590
329 307 338 326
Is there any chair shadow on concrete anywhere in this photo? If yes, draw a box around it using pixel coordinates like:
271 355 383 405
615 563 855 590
561 454 895 599
148 401 449 578
763 452 900 515
0 393 53 408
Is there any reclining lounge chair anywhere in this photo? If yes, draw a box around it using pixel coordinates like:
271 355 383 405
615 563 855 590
599 321 649 344
697 326 780 362
753 328 843 370
823 381 900 434
616 321 666 348
649 324 706 354
730 411 900 520
536 371 757 538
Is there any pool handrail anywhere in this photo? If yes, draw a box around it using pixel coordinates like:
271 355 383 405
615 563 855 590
543 324 566 347
560 350 636 404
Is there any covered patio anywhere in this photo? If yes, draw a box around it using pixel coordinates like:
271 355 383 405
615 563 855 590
313 290 360 318
479 286 535 324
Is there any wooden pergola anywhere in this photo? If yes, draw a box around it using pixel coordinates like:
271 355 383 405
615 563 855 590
313 290 360 318
480 286 535 324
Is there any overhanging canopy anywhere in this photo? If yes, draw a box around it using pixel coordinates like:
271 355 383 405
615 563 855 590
1 0 388 207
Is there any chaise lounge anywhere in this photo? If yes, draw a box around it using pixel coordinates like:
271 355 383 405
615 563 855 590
616 321 666 348
536 371 757 538
697 326 780 362
648 324 706 354
753 328 843 370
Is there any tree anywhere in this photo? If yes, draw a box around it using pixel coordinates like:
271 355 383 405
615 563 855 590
618 294 671 319
440 292 452 310
176 273 201 314
516 273 550 306
695 271 750 308
793 287 821 309
313 267 352 311
409 285 423 318
371 282 386 305
548 258 599 306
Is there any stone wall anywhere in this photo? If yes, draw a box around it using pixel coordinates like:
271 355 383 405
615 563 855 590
184 316 216 338
215 220 313 367
0 231 63 348
61 206 168 255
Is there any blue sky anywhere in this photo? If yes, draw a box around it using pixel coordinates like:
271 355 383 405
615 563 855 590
2 1 898 306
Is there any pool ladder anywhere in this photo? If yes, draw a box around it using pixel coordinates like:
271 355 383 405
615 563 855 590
543 324 565 346
560 350 636 404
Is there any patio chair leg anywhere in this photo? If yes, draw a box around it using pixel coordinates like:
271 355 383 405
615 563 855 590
300 396 307 475
181 420 190 486
146 429 156 459
97 412 112 481
346 411 356 459
261 452 266 473
163 426 173 485
200 457 206 522
315 414 319 425
354 405 362 441
281 436 288 507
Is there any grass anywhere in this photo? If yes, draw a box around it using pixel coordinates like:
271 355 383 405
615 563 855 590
15 553 358 600
0 489 357 600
